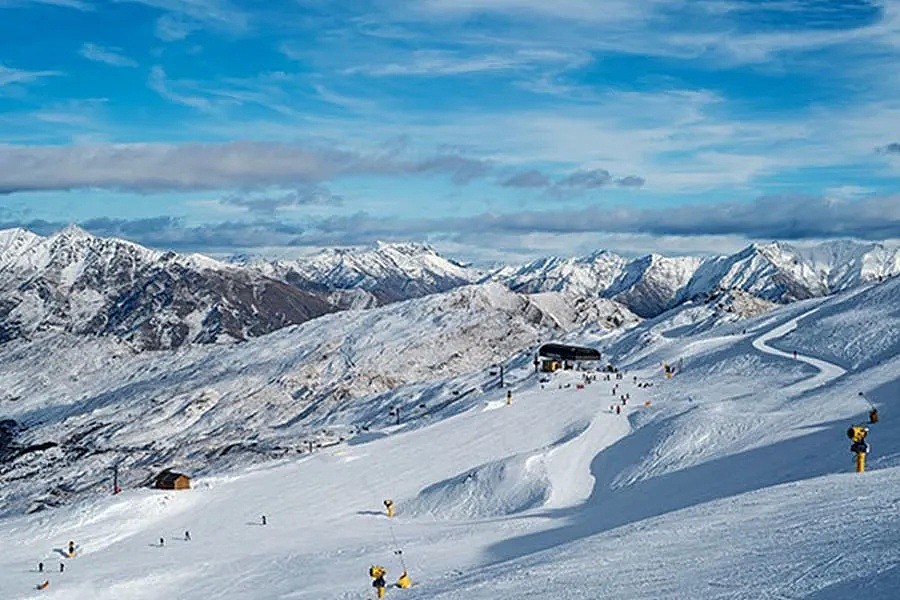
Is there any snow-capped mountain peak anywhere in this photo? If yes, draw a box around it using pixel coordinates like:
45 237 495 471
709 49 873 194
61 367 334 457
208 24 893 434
252 240 480 307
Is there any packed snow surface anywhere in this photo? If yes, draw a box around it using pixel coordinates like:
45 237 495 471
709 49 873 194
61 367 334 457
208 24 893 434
1 278 898 599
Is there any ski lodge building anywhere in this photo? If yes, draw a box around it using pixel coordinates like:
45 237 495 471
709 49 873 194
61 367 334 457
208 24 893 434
537 343 602 372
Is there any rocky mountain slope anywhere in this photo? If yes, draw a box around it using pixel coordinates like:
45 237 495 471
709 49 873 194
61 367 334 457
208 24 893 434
0 226 336 350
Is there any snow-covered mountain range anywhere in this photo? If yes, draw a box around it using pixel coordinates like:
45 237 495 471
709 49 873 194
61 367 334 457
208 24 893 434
489 240 900 317
0 227 896 352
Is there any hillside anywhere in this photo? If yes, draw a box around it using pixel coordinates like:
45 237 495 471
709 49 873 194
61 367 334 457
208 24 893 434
0 276 896 599
0 282 637 516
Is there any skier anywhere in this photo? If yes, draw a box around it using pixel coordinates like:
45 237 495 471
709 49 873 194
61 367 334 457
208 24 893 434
261 515 267 526
616 405 621 415
373 572 387 598
38 562 43 573
59 562 64 573
159 537 164 547
506 390 512 406
793 350 798 360
370 566 388 599
870 408 879 424
184 530 191 541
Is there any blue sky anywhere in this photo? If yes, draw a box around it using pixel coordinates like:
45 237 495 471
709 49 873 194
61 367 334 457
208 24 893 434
0 0 898 263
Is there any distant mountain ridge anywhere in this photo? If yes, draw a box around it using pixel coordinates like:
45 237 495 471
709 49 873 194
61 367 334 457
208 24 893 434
248 241 480 309
0 227 897 350
487 240 900 317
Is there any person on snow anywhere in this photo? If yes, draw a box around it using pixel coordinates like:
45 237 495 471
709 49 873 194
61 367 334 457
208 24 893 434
261 515 267 526
373 574 387 598
159 537 164 547
870 408 879 424
793 350 798 359
370 566 388 598
616 405 621 415
184 530 191 541
59 563 64 573
38 562 43 573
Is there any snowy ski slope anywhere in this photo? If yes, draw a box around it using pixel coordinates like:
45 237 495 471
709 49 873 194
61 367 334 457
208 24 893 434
1 278 898 599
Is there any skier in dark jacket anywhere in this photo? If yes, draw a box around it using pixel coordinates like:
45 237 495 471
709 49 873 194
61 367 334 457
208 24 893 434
373 574 387 598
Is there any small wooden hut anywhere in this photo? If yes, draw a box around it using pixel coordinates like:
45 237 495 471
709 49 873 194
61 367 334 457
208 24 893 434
154 470 191 490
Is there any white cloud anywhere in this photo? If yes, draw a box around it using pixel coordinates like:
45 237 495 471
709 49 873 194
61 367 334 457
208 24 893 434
416 0 652 22
122 0 250 40
148 66 212 110
154 13 196 41
0 64 61 87
79 43 138 68
0 0 92 9
345 48 589 77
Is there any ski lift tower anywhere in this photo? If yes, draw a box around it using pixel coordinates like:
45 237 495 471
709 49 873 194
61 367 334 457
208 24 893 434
490 363 505 388
110 464 121 495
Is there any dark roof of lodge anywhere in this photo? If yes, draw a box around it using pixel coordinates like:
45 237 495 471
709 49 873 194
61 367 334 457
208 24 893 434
155 470 189 485
538 343 602 362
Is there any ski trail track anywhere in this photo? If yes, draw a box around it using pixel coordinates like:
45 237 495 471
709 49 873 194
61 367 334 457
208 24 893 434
751 304 845 395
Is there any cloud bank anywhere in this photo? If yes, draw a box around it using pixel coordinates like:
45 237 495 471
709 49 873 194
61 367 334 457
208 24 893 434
5 195 894 259
0 142 497 193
